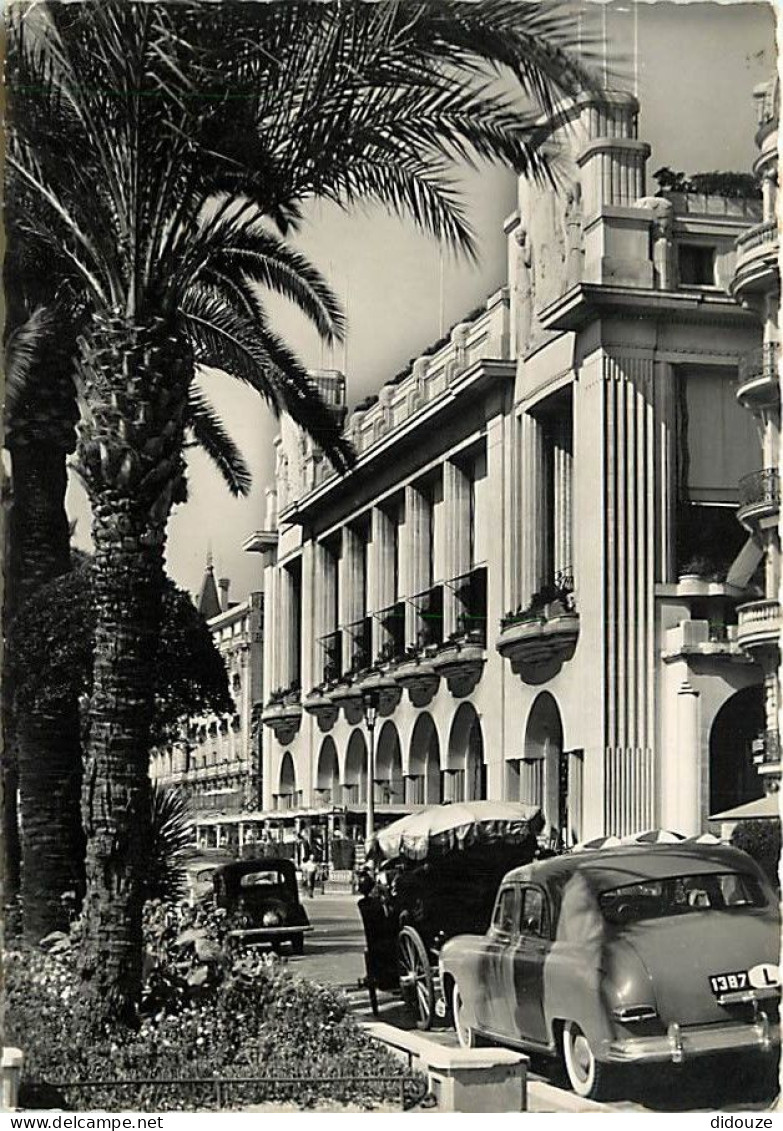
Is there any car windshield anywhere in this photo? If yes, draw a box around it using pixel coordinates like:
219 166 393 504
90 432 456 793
599 872 767 925
239 870 284 888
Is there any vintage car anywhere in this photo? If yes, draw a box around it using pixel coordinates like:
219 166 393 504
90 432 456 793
439 843 781 1099
212 857 312 953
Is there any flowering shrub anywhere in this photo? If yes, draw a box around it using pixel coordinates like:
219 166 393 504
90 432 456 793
6 902 413 1111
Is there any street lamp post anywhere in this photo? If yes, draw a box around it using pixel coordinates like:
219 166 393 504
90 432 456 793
362 689 380 842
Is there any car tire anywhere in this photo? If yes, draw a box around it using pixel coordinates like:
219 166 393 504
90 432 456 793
452 982 483 1050
290 935 304 956
562 1020 612 1101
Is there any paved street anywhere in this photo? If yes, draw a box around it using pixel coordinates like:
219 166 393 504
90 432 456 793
285 892 779 1114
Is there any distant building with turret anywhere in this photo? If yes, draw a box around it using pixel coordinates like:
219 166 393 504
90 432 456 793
150 558 264 843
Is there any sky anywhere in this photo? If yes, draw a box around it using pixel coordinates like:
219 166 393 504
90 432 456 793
65 0 776 605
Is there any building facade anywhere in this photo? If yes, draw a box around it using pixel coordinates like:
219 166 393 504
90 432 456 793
729 76 780 809
150 562 265 846
251 88 775 847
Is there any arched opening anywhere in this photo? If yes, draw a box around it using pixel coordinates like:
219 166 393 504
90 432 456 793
315 737 340 806
446 703 487 802
523 692 565 837
376 721 404 806
278 751 297 811
344 729 368 805
709 685 765 815
408 713 441 805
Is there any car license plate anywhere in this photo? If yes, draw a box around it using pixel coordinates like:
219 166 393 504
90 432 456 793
710 964 780 996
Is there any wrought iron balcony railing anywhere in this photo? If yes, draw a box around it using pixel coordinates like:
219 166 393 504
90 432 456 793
737 341 780 388
410 584 444 649
318 629 343 683
344 615 372 672
374 601 406 662
738 467 780 512
447 565 488 645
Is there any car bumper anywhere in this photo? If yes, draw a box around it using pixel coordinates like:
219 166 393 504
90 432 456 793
603 1015 779 1065
227 925 313 942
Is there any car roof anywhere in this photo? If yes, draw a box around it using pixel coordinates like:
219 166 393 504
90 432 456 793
503 844 762 892
214 857 296 879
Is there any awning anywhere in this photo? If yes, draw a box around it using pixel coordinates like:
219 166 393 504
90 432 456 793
726 534 765 589
709 794 781 822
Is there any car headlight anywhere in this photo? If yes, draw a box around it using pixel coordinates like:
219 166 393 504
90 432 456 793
262 910 282 927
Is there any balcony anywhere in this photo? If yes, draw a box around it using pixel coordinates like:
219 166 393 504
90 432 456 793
732 219 778 298
431 634 485 697
394 651 441 707
261 688 302 745
302 685 338 732
736 599 781 655
355 666 402 715
737 467 780 529
497 583 579 683
736 343 780 410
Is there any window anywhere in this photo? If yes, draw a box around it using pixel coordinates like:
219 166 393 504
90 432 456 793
679 244 716 287
492 887 517 934
599 872 767 926
519 888 549 938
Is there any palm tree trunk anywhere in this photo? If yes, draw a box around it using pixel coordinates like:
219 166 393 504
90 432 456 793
76 313 189 1026
78 501 166 1024
4 441 77 934
17 696 84 941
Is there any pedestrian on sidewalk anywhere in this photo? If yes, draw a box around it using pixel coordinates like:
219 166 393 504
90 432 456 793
302 855 318 898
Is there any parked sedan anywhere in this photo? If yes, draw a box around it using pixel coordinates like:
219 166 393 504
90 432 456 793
439 844 780 1099
212 858 312 953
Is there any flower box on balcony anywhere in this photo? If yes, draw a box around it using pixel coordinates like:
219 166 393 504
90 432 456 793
392 653 441 706
431 637 485 696
355 668 402 714
496 606 579 681
302 686 338 731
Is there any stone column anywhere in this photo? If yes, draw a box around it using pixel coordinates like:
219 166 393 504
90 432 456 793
676 681 701 835
654 360 677 584
443 461 471 635
552 416 573 581
519 413 547 604
339 526 363 670
601 354 657 834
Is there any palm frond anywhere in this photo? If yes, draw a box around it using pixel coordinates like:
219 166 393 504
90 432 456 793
186 386 252 498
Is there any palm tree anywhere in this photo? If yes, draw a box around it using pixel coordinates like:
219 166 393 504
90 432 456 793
7 0 597 1025
4 217 344 941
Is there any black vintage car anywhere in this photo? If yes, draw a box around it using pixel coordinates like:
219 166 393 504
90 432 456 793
212 857 312 953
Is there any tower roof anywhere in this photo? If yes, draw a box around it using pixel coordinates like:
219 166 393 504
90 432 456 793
197 555 221 620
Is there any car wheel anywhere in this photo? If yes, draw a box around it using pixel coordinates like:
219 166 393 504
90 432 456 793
452 982 482 1049
562 1021 612 1100
290 935 304 956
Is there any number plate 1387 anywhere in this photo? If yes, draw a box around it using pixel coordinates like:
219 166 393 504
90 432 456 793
710 964 780 995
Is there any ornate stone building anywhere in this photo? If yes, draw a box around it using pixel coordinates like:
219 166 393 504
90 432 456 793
727 75 780 812
150 560 264 845
247 88 773 847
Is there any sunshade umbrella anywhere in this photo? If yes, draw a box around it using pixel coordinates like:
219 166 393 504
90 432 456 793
623 829 688 845
572 835 623 853
686 832 724 845
367 800 544 863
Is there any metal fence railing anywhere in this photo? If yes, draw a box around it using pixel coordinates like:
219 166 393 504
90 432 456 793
48 1072 428 1112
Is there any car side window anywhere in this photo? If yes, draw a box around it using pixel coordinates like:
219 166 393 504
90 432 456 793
492 886 517 935
519 887 549 938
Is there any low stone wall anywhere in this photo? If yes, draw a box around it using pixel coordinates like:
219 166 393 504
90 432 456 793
363 1021 528 1113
